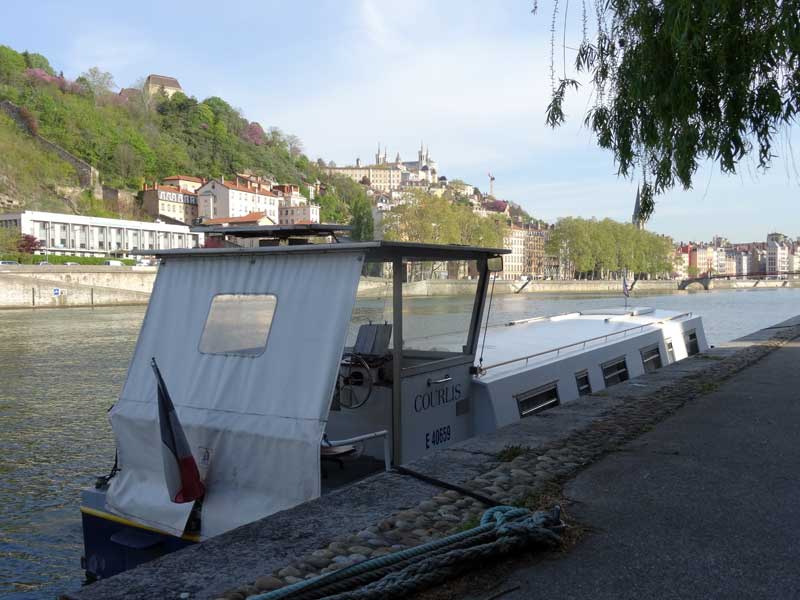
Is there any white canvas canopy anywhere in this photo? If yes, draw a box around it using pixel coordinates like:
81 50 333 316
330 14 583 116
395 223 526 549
106 250 364 538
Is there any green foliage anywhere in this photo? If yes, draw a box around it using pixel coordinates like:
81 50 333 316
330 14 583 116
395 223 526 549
543 1 800 219
79 66 115 95
0 44 312 195
0 252 135 265
349 195 374 241
384 190 507 247
0 111 78 210
497 444 530 462
546 217 674 278
0 228 20 254
0 45 26 85
317 191 350 223
22 51 54 75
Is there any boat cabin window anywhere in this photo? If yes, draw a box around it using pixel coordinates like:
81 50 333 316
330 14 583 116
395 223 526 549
665 339 675 362
640 345 662 373
199 293 277 357
684 330 700 356
401 259 479 355
601 357 629 387
575 371 592 396
516 382 560 417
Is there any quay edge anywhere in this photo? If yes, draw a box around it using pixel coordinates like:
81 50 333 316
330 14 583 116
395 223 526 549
3 266 799 309
60 313 800 600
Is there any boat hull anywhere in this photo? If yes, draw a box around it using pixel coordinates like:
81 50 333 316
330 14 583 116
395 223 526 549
80 489 196 581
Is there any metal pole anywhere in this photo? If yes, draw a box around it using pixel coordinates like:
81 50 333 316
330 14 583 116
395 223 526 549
391 257 403 466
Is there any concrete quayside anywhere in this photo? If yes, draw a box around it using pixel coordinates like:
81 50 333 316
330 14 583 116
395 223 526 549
62 314 800 600
2 264 798 308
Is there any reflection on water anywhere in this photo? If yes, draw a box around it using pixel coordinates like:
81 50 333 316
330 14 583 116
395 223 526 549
0 306 144 600
2 288 800 599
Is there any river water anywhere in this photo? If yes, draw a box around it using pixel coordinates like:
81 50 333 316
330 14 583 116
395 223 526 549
1 288 799 599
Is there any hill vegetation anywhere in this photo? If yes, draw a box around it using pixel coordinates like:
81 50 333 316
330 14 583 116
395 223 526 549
0 44 374 234
0 111 77 211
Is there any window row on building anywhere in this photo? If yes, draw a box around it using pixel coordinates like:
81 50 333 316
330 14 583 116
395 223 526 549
0 211 202 256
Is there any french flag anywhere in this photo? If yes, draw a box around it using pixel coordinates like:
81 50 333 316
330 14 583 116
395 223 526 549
151 357 205 504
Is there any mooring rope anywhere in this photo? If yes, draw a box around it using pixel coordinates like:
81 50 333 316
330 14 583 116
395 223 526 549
248 505 563 600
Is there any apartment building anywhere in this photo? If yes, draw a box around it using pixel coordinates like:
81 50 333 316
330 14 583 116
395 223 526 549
160 175 205 193
197 179 279 223
0 210 202 256
141 184 198 224
500 225 526 280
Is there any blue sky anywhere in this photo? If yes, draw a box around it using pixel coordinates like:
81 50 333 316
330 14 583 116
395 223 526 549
2 0 798 242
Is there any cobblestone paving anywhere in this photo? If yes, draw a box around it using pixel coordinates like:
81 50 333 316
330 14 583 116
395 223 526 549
217 328 799 600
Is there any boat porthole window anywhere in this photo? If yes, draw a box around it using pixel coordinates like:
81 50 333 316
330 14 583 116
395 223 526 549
601 357 629 387
199 293 277 357
515 382 560 418
575 371 591 397
640 345 662 374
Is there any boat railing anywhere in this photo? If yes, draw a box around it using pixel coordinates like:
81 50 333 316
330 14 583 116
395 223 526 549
322 430 391 471
478 312 693 376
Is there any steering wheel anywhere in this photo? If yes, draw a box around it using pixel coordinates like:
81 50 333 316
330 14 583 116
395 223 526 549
335 354 374 409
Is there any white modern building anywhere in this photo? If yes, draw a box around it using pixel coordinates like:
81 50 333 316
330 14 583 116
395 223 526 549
734 252 750 276
0 210 203 256
197 179 280 223
767 240 790 278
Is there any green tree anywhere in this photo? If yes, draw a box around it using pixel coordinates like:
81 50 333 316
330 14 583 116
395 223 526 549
542 1 800 220
0 228 20 254
318 192 349 224
384 190 505 247
546 217 673 279
349 195 374 241
0 45 26 84
80 66 116 94
22 51 54 75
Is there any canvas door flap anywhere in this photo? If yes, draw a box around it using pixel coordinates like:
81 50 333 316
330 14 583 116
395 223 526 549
107 251 364 536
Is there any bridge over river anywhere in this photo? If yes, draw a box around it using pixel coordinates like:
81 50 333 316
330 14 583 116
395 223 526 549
679 271 800 290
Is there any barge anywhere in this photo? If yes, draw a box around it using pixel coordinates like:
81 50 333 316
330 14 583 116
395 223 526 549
79 229 707 580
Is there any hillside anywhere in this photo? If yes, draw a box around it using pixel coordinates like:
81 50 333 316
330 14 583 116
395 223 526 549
0 110 78 212
0 44 371 223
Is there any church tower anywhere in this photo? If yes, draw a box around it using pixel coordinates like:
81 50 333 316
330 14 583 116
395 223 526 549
632 186 645 230
375 143 382 165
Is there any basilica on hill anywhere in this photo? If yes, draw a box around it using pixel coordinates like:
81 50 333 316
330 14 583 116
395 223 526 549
326 142 443 192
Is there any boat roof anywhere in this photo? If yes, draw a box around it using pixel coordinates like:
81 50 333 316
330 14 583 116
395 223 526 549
191 223 353 238
144 240 509 261
475 307 694 379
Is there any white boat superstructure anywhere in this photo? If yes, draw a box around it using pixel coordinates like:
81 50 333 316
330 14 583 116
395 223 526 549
78 228 707 580
471 307 707 433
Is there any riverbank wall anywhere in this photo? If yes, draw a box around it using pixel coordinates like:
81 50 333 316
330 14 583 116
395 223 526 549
0 272 150 308
62 314 800 600
2 266 797 309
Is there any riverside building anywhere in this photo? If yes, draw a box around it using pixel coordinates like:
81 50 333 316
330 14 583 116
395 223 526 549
141 184 199 224
0 210 203 256
197 178 280 222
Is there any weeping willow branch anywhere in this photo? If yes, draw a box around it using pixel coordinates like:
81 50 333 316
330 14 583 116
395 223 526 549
539 0 800 221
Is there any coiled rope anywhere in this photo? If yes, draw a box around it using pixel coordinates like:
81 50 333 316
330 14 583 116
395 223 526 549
248 505 563 600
